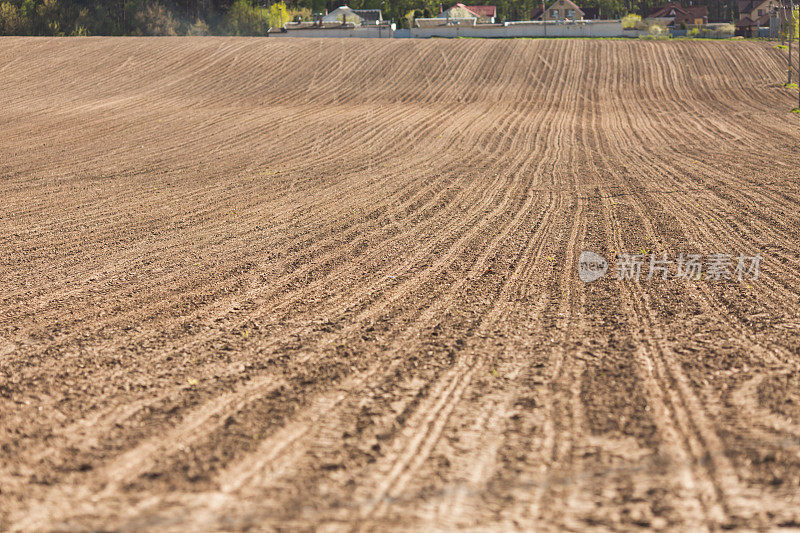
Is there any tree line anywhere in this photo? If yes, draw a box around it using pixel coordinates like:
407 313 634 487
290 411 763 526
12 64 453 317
0 0 739 35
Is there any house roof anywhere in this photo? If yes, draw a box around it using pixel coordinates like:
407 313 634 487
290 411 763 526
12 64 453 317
465 5 497 17
649 3 704 18
738 0 755 13
545 0 585 15
648 3 707 24
278 21 358 31
445 3 481 17
353 9 382 22
737 0 789 27
322 6 368 23
738 0 781 15
735 12 772 25
531 1 585 20
649 2 678 17
674 6 708 23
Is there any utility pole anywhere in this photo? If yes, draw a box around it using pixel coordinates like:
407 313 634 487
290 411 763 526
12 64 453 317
542 0 546 36
790 0 794 86
794 0 800 108
797 3 800 109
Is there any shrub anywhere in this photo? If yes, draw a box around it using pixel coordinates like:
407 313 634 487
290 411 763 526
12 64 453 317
288 7 311 22
0 2 25 35
715 23 734 38
622 13 641 30
702 23 734 38
36 0 62 35
687 27 699 38
70 7 92 36
187 18 210 35
224 0 268 35
402 9 415 28
132 1 179 35
640 23 669 39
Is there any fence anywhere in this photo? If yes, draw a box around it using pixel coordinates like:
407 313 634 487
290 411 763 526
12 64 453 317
270 20 625 39
410 20 625 38
269 26 396 38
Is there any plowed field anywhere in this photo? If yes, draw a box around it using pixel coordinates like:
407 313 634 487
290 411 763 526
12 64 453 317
2 36 800 531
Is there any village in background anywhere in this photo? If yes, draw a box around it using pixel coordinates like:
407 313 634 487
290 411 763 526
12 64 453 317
0 0 796 39
272 0 792 39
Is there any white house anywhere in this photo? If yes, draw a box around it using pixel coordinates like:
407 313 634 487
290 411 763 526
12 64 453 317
322 6 363 25
321 6 384 26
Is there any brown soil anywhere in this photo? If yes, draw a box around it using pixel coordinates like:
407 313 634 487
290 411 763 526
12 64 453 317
1 36 800 531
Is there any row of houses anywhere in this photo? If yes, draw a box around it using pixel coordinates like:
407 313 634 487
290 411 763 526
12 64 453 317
638 0 788 37
315 1 729 28
317 1 596 29
271 19 629 38
287 1 781 36
641 0 793 35
417 1 593 25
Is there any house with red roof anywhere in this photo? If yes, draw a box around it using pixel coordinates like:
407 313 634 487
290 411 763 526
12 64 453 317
465 5 497 22
437 3 497 23
530 0 585 21
648 2 708 26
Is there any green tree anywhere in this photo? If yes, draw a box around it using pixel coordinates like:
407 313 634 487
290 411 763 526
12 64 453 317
224 0 265 34
269 1 289 28
0 2 26 34
288 6 311 21
131 1 179 34
36 0 63 35
187 17 210 33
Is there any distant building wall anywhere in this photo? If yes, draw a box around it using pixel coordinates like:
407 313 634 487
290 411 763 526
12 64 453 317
271 26 396 38
645 17 674 26
271 20 626 38
412 20 623 38
505 20 621 37
416 17 477 27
